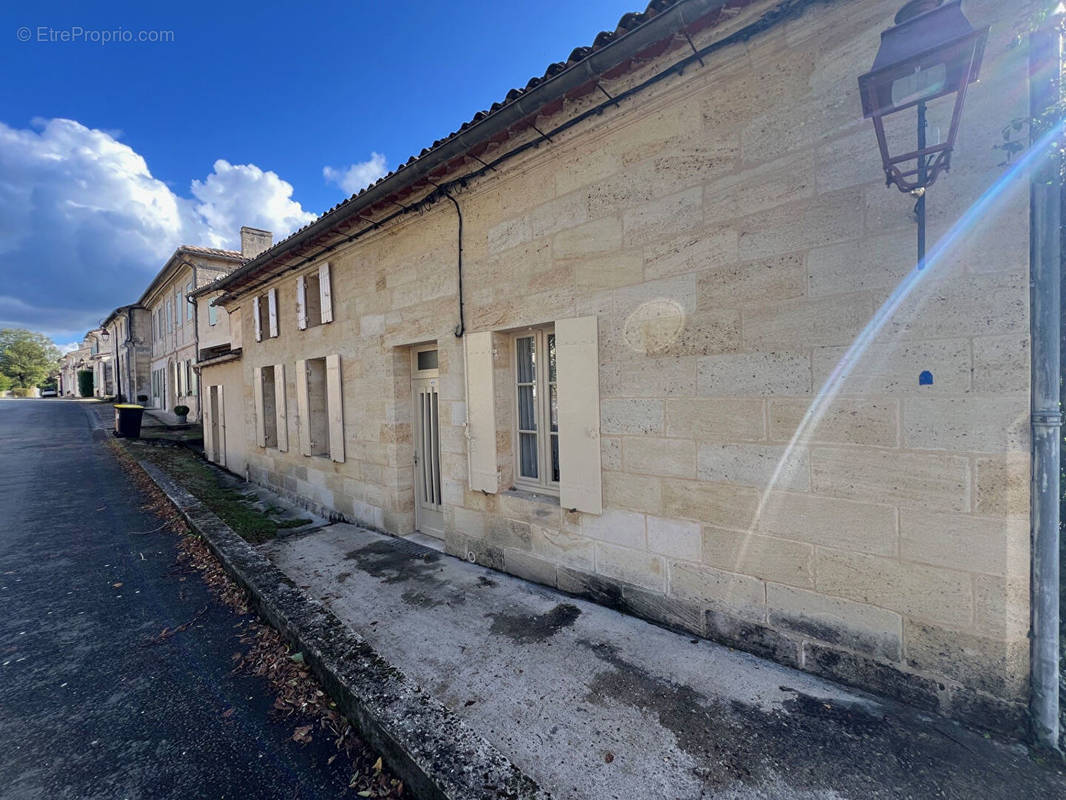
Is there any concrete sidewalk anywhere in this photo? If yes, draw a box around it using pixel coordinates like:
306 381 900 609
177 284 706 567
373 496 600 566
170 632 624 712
262 525 1064 799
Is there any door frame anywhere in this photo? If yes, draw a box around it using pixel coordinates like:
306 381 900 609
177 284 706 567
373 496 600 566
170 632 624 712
411 344 443 538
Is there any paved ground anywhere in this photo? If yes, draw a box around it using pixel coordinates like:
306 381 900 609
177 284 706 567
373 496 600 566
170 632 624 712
0 399 352 800
265 524 1066 800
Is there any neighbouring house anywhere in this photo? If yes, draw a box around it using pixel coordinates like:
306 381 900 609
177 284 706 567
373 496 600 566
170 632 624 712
138 231 267 418
101 305 152 402
192 270 249 477
202 0 1053 742
58 342 91 396
86 329 113 398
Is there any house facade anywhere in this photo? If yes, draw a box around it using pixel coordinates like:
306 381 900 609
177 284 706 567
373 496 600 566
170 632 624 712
86 329 113 398
58 342 91 397
101 304 152 403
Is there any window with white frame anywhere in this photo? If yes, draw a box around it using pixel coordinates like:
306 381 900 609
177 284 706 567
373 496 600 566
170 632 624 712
253 289 279 341
513 326 558 492
297 263 333 330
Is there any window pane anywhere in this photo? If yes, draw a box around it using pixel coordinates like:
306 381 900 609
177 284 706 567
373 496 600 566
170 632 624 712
417 349 438 371
518 385 536 430
520 432 538 479
516 336 535 383
547 333 556 383
550 434 559 483
549 384 558 433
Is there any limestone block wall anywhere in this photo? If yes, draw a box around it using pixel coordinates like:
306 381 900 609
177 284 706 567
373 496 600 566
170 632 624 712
230 0 1033 732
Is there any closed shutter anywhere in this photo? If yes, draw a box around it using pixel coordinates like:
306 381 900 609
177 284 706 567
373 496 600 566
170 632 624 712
253 296 262 342
464 331 498 493
296 276 307 330
202 387 214 461
267 288 278 338
326 354 344 463
253 366 266 447
557 316 602 514
217 385 227 467
319 263 333 324
274 363 288 452
295 359 311 456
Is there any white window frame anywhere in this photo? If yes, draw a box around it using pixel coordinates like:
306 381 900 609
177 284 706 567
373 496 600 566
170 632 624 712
512 326 558 495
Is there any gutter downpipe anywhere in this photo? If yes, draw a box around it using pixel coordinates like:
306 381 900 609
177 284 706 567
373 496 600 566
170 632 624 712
1029 9 1063 753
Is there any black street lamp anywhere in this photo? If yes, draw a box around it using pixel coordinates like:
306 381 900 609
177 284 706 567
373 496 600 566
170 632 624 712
858 0 988 268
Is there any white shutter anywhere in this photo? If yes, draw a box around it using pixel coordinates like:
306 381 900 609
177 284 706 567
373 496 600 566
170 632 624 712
557 316 602 514
464 331 498 493
267 288 278 338
296 275 308 330
274 363 288 452
296 359 311 456
202 387 214 461
253 296 262 342
217 385 227 467
326 353 344 463
319 262 333 324
253 366 266 447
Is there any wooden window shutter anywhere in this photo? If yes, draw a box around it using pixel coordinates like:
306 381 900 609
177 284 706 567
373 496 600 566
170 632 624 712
296 275 308 330
274 363 288 452
253 366 266 447
463 331 498 493
295 359 311 456
253 295 262 342
319 262 333 324
217 385 227 467
557 316 602 514
267 288 279 338
326 354 344 463
202 388 214 461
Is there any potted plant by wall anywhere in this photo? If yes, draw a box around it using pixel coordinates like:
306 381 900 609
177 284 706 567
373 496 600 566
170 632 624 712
173 404 190 424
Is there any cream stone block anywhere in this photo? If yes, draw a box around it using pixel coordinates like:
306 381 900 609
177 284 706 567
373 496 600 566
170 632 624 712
530 524 596 571
767 583 902 662
572 251 644 290
601 398 663 435
769 397 899 447
815 549 973 629
643 227 739 281
702 152 816 222
698 351 811 396
360 314 385 336
698 443 810 492
603 471 663 515
487 216 531 255
697 252 806 308
975 453 1029 516
756 491 897 557
702 527 814 589
736 189 864 261
601 437 622 471
555 149 620 196
900 509 1028 579
807 232 915 298
883 272 1027 341
584 171 655 218
974 574 1030 640
581 508 646 550
667 560 766 622
813 338 971 395
742 293 873 350
811 447 970 512
664 396 766 442
552 217 622 258
972 334 1029 394
903 397 1029 453
646 516 701 561
623 437 697 479
904 621 1028 699
601 356 697 397
595 543 666 592
622 187 703 246
660 479 760 529
530 192 591 238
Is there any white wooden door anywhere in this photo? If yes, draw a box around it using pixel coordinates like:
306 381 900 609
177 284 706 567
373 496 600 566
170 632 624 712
412 375 443 537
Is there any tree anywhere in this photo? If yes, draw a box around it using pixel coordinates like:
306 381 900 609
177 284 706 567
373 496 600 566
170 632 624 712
0 329 61 388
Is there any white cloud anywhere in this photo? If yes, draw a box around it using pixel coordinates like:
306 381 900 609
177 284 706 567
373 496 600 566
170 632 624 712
323 152 388 195
0 118 317 338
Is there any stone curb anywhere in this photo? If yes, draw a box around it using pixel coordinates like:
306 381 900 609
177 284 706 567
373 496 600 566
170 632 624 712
133 455 550 800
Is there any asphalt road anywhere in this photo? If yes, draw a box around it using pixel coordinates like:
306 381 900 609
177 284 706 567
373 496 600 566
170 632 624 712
0 399 351 800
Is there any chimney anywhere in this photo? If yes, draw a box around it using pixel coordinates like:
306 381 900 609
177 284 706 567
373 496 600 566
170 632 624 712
240 226 273 260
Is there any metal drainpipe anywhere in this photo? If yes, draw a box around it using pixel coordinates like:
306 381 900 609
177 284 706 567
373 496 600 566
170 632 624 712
1029 11 1063 752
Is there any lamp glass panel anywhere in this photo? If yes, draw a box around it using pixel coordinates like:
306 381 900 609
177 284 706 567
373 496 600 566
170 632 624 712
891 63 947 108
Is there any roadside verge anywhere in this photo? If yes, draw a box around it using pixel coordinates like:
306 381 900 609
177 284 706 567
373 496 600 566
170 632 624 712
125 449 550 800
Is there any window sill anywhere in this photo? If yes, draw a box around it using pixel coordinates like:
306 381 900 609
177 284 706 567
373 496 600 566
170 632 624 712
503 487 560 507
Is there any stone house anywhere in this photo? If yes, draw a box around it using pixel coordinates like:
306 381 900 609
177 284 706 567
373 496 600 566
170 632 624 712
202 0 1049 738
101 305 152 403
85 329 113 398
57 343 91 396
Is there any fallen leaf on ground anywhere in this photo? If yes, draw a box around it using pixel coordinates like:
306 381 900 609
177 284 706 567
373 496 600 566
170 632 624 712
292 724 313 744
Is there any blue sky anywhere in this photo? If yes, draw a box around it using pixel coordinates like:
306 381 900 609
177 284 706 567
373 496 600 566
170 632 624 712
0 0 639 345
